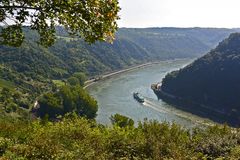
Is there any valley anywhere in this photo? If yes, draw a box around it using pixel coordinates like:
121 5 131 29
87 59 214 127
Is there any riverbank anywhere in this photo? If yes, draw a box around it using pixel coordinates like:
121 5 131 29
151 84 237 127
84 58 193 89
84 61 163 89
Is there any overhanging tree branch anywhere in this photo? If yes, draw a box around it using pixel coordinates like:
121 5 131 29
0 0 120 47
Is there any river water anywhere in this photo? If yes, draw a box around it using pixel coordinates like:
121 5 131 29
87 59 212 128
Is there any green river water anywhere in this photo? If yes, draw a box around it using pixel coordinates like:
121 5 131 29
87 59 213 128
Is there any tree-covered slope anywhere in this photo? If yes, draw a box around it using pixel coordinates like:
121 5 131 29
0 33 150 80
1 27 239 81
157 33 240 126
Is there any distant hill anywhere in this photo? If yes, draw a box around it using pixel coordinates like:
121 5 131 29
153 33 240 126
117 28 240 59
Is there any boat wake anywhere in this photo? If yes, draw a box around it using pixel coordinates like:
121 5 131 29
142 97 214 127
142 99 168 113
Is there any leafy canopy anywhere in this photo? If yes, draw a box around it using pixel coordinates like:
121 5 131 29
110 113 134 127
0 0 120 47
37 85 98 119
72 72 87 86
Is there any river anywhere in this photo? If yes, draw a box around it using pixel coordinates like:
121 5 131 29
87 59 213 128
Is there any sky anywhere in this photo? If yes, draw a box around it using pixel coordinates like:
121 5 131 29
118 0 240 28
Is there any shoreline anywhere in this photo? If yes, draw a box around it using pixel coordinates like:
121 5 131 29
83 60 179 89
151 85 237 127
84 58 192 89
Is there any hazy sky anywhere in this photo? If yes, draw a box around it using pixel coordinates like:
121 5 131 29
118 0 240 28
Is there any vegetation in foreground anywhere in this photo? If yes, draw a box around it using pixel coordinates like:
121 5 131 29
0 115 240 159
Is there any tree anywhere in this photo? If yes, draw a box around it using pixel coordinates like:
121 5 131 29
0 87 11 102
110 113 134 127
37 93 63 118
74 85 98 119
73 72 87 86
37 85 98 119
0 0 120 47
59 85 98 119
67 76 79 86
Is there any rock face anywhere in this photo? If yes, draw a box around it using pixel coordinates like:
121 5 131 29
153 33 240 126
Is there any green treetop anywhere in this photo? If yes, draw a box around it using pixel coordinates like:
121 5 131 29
0 0 120 47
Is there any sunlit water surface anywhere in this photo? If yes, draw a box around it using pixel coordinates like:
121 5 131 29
87 59 212 128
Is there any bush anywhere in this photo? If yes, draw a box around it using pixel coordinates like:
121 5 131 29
0 117 240 159
67 77 79 86
110 114 134 127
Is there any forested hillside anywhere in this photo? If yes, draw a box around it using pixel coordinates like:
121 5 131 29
1 27 239 79
154 33 240 126
0 28 150 79
1 27 239 82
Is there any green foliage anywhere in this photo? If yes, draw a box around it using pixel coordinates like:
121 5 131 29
110 113 134 127
0 25 24 47
229 146 240 159
52 80 65 87
5 102 17 113
37 93 63 118
0 78 15 89
0 116 239 159
159 33 240 126
72 72 87 86
0 28 153 81
139 120 192 159
0 87 29 118
191 125 238 159
37 85 98 119
66 72 88 87
0 87 11 101
0 0 120 47
67 76 79 86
